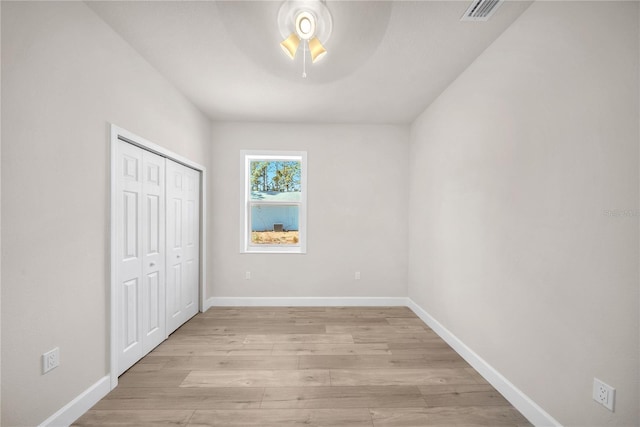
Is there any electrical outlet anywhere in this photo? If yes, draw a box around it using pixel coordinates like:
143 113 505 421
593 378 615 411
245 271 251 280
355 271 361 280
42 347 60 374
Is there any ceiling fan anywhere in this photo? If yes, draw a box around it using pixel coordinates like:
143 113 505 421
277 0 333 78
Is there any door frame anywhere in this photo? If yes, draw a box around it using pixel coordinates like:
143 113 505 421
109 124 207 390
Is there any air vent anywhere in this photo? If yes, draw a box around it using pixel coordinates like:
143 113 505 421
461 0 504 21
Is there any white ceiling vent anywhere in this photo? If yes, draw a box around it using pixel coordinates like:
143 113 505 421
461 0 504 21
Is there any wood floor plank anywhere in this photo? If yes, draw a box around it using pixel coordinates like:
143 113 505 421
261 386 426 409
187 408 373 426
174 324 326 335
243 333 354 344
419 384 511 407
162 355 298 370
352 332 444 344
272 343 390 356
167 334 248 345
124 362 167 373
386 342 457 355
150 343 274 357
181 369 331 387
199 308 279 319
117 370 190 388
294 317 391 326
326 325 428 334
465 367 492 385
370 406 532 426
200 307 329 320
299 354 469 369
330 368 479 386
186 316 297 326
73 409 194 426
325 307 415 318
92 387 264 410
385 317 431 326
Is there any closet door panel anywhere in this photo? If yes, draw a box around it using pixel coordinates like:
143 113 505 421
141 150 166 353
183 169 200 319
166 160 184 334
116 141 144 375
166 159 200 334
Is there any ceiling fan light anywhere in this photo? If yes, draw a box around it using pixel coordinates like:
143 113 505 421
308 37 327 63
280 33 300 59
295 11 316 40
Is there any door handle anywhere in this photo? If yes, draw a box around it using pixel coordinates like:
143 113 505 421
177 255 181 259
150 262 156 267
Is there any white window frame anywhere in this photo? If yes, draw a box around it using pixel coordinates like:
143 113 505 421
240 150 307 254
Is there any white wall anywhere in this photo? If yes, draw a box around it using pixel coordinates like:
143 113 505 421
210 122 408 301
408 1 639 426
1 2 211 426
1 1 3 417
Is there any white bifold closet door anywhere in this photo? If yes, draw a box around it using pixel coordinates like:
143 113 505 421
166 159 200 335
115 141 200 376
116 140 166 375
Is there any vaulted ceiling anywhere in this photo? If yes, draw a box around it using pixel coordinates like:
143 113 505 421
87 1 532 124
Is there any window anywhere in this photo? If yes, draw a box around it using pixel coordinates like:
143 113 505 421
240 150 307 253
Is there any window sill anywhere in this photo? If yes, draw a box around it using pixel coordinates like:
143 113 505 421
242 248 306 254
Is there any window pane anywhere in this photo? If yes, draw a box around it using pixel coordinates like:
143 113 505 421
250 160 301 202
251 204 299 245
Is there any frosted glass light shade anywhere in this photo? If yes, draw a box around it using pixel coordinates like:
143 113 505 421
295 11 316 40
308 37 327 63
280 33 300 59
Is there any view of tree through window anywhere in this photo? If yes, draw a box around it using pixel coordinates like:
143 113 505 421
249 160 301 245
250 161 301 192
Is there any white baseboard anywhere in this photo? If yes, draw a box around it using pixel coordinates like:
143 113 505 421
205 296 409 309
203 296 216 311
39 375 110 427
406 298 561 427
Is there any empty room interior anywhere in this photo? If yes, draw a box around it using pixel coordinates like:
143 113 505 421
1 0 639 426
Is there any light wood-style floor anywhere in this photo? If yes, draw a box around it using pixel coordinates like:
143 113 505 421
75 307 532 426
